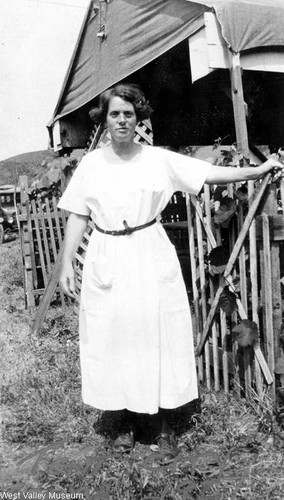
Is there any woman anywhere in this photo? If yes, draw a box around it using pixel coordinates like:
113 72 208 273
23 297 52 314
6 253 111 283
58 83 282 462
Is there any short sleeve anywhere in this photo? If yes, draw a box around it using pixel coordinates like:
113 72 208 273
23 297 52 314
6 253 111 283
57 156 91 216
165 150 212 195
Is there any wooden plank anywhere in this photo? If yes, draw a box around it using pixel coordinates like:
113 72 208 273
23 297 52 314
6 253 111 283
186 195 203 383
53 196 64 247
45 198 65 305
45 198 57 261
280 178 284 218
196 211 211 389
209 344 235 376
262 214 275 399
61 207 68 231
220 310 229 392
31 199 48 287
31 232 65 336
230 50 253 393
262 185 282 399
38 201 52 276
197 172 271 355
228 204 241 394
204 184 220 391
230 52 250 164
236 198 251 396
237 202 248 311
255 215 284 240
248 180 263 393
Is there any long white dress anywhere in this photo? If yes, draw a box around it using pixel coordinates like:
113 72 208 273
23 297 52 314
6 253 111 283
58 146 211 414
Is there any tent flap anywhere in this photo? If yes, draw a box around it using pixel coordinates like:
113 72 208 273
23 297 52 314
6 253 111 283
190 0 284 53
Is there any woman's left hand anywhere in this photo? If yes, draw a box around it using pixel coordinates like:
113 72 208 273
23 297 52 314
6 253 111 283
257 156 284 181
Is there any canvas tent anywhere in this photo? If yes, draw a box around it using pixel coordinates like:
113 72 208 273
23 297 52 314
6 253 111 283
48 0 284 152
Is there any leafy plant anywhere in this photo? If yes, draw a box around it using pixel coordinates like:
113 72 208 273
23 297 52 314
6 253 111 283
207 246 229 276
232 320 259 347
218 287 237 315
214 197 237 227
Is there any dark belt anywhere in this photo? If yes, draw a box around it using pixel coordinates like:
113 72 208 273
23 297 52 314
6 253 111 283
94 218 156 236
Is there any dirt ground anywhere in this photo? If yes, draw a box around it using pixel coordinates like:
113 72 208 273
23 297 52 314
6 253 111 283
1 238 284 499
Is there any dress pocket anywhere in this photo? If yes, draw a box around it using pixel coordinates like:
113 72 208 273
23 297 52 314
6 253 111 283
155 244 180 283
91 256 113 288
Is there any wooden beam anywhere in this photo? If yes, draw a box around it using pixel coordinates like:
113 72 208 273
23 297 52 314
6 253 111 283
255 215 284 240
230 52 250 165
31 245 64 336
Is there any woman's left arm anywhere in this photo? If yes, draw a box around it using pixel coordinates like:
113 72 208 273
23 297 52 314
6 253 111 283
205 158 284 185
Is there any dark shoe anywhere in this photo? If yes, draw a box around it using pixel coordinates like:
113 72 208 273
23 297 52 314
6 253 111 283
156 432 179 465
113 430 135 453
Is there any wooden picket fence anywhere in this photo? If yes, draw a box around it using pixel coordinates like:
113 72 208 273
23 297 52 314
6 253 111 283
18 175 68 307
187 180 284 402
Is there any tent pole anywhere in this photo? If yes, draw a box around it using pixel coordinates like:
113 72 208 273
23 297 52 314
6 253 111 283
230 51 250 166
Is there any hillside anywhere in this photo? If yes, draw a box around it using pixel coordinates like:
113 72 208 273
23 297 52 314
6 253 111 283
0 150 57 186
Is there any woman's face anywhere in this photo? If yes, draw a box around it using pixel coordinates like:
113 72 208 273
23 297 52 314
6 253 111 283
106 96 137 145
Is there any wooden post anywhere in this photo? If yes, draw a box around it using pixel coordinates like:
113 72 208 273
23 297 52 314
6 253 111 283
259 185 282 401
230 52 250 165
230 51 254 396
186 195 204 383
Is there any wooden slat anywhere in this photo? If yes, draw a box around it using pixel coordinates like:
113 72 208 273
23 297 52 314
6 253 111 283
255 215 284 240
45 198 65 304
31 245 64 335
53 196 64 247
61 207 68 231
31 199 48 286
230 52 250 164
220 310 229 392
45 198 57 261
204 184 220 391
196 211 211 389
236 198 251 396
38 201 52 275
248 180 262 393
186 195 203 383
237 202 248 312
262 214 275 398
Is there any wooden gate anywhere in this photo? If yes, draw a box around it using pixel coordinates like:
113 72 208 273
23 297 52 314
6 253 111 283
188 177 284 401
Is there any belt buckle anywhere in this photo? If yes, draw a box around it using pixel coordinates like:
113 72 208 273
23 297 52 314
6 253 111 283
123 220 133 235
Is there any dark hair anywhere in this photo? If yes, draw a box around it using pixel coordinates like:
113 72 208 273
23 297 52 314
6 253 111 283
89 83 153 124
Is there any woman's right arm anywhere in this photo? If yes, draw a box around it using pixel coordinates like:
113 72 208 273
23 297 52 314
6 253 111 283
60 212 89 298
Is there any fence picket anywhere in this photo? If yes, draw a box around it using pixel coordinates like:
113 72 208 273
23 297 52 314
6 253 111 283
196 211 211 389
38 201 52 275
187 195 203 383
31 199 48 287
261 214 275 398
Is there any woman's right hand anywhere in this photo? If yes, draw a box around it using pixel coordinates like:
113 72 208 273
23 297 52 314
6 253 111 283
60 261 77 299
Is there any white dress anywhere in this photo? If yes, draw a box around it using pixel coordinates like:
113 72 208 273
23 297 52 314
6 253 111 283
58 146 211 414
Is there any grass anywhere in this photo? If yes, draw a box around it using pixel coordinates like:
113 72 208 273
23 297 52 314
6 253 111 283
1 240 284 498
